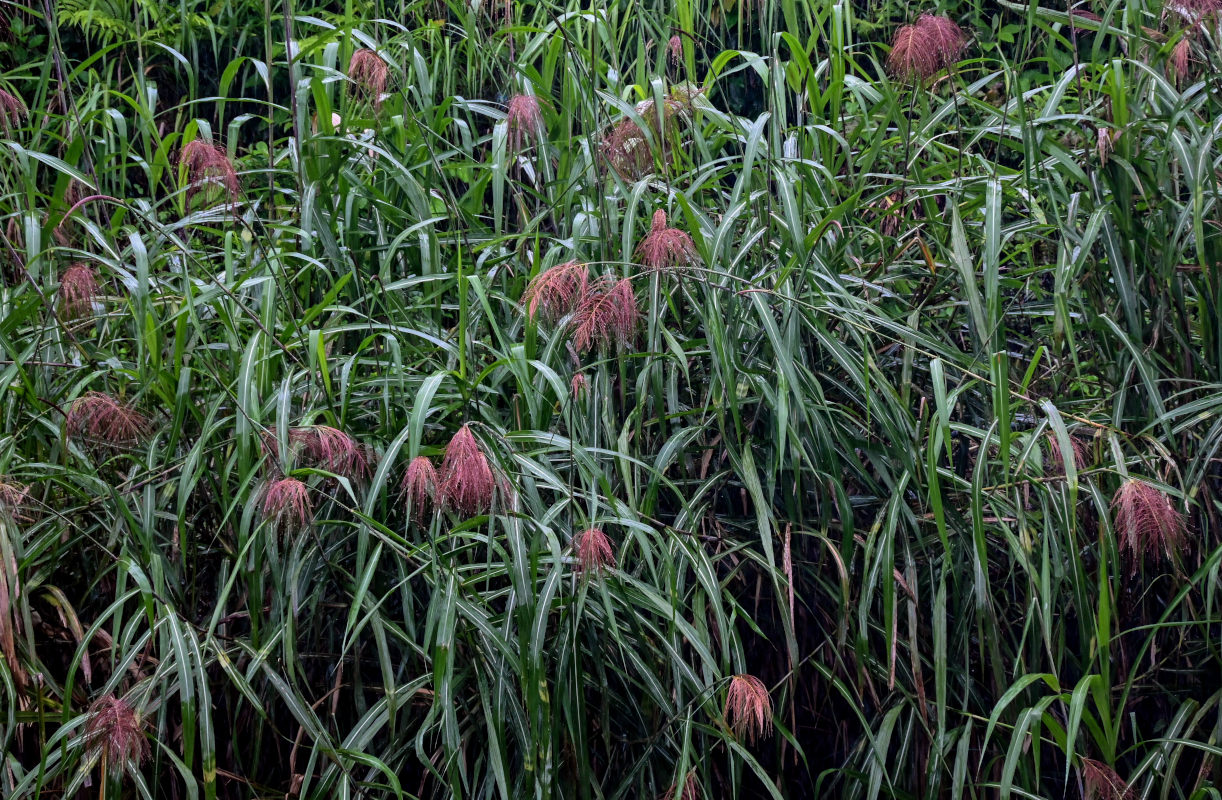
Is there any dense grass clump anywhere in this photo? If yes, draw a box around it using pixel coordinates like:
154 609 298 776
1 0 1222 797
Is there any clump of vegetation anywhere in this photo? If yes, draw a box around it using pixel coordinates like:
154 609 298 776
1 0 1221 797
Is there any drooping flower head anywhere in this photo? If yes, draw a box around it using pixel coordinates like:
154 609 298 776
1111 479 1187 574
262 477 312 529
1081 757 1133 800
1046 432 1090 477
0 478 30 522
600 117 654 179
401 455 438 522
349 49 390 105
294 425 370 481
573 528 614 574
57 262 100 319
723 673 773 743
570 373 588 400
505 94 545 153
85 695 149 768
439 424 496 516
667 34 684 67
662 770 699 800
0 89 26 132
1169 37 1193 83
572 276 638 352
178 139 241 204
65 393 149 448
522 260 589 322
635 209 698 271
888 14 964 82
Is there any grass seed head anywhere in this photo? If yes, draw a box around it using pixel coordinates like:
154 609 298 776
506 94 545 152
0 89 26 132
888 14 964 82
401 455 438 521
85 695 149 767
1169 37 1193 82
262 477 312 528
439 424 496 516
661 771 699 800
522 260 589 322
574 528 614 573
65 393 149 448
724 673 773 743
572 276 638 352
0 478 30 522
1046 432 1090 476
1111 479 1187 574
58 262 100 319
571 373 588 400
667 34 683 66
178 139 240 204
296 425 369 480
1081 758 1133 800
635 209 698 271
600 117 654 179
349 49 390 104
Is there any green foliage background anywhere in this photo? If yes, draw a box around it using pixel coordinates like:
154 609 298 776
1 0 1221 797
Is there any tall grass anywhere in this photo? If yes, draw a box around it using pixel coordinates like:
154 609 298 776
1 0 1221 797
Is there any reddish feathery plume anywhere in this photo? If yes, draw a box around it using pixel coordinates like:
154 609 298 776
918 13 965 68
349 49 390 104
1046 432 1090 476
522 260 589 321
570 373 588 400
888 14 964 82
294 425 370 480
662 771 700 800
262 477 312 528
1169 38 1193 83
439 424 496 516
636 209 698 271
0 89 25 133
667 34 684 67
1111 479 1187 574
573 528 614 573
57 262 100 319
0 478 30 522
401 455 438 521
85 695 150 767
724 674 773 743
600 117 654 179
65 393 149 447
572 276 639 352
506 94 545 153
1081 758 1133 800
178 139 240 204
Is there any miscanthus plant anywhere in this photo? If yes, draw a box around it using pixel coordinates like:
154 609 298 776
1 0 1221 797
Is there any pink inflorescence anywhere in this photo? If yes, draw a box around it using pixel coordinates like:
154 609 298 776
0 89 25 132
1081 757 1133 800
65 392 149 448
85 695 150 767
888 14 965 82
723 673 773 743
635 209 698 271
505 94 545 153
573 528 615 573
1111 479 1187 574
262 476 312 528
179 139 241 204
572 276 639 353
349 49 390 104
58 262 100 319
0 477 30 521
522 260 589 322
294 425 371 480
439 424 496 516
401 455 438 522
